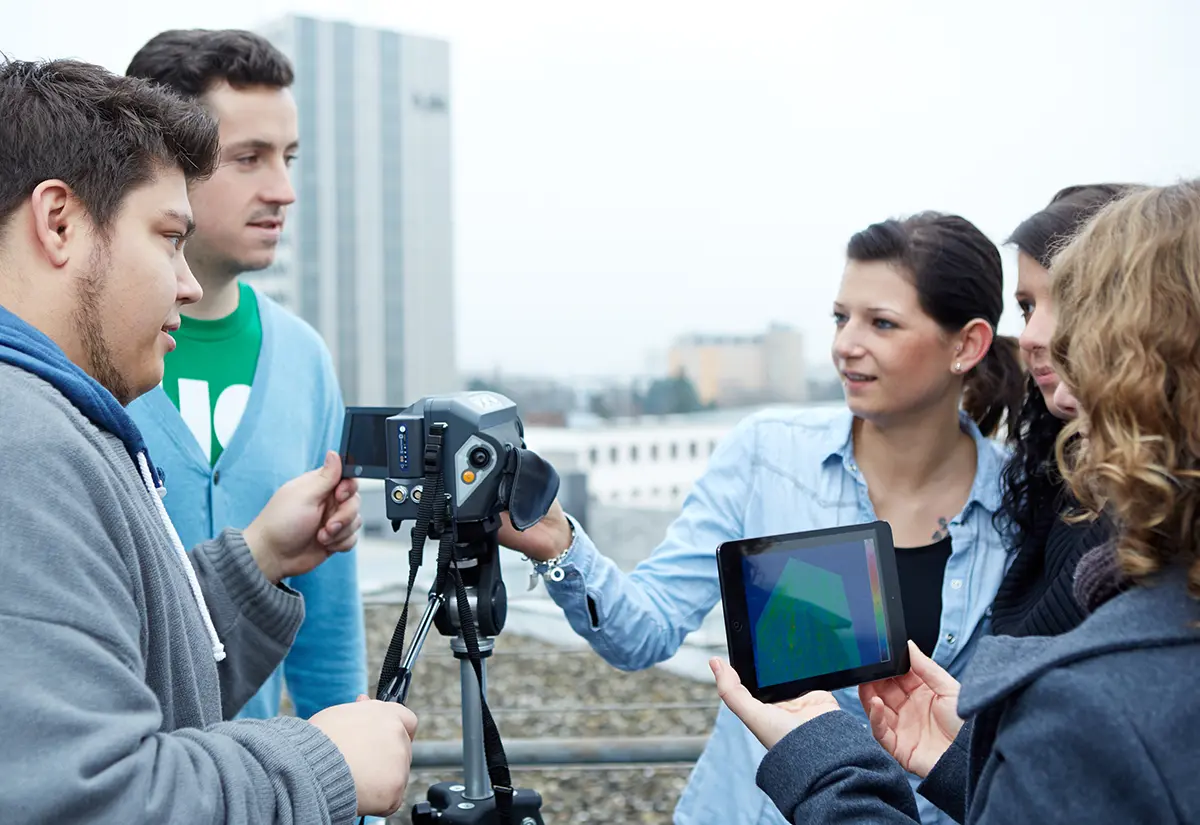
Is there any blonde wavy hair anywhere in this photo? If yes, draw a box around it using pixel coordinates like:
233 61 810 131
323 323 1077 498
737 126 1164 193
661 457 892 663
1051 179 1200 596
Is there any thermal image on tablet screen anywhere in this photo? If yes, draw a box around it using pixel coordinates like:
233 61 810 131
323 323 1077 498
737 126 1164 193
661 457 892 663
742 538 890 688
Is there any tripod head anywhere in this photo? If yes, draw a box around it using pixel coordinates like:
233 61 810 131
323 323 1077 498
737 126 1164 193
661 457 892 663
340 393 556 825
430 520 508 640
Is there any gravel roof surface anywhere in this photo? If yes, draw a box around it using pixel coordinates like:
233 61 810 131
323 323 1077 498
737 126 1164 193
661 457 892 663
361 603 721 824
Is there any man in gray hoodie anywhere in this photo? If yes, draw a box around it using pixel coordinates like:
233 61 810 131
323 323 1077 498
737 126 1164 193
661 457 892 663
0 58 417 822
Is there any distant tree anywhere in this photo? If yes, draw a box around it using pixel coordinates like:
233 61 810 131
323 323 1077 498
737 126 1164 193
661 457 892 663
643 371 703 415
588 393 614 419
466 377 498 393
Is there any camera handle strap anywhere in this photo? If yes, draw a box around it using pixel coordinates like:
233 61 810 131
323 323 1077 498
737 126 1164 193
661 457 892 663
376 424 448 701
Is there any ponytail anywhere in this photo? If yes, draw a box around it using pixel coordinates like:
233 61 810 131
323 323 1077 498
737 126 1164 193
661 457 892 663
962 334 1025 440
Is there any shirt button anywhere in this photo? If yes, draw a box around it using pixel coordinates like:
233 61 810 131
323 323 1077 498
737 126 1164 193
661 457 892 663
951 579 963 590
213 470 221 485
945 633 956 645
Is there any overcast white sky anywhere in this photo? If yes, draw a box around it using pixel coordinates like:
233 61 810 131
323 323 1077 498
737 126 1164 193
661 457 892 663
5 0 1199 379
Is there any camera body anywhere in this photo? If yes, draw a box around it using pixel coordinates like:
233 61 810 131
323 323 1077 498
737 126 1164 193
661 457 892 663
340 392 526 530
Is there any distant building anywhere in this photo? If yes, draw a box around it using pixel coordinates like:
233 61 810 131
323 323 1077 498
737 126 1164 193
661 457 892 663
668 322 807 407
524 407 758 511
251 14 459 406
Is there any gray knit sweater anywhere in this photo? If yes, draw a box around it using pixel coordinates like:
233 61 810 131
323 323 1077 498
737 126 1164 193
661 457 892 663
0 363 357 823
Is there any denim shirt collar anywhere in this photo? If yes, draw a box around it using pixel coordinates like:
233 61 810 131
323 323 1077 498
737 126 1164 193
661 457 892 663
818 407 1006 519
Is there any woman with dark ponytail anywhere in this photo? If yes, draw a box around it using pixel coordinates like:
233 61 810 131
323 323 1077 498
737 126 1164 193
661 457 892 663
842 211 1027 443
848 186 1141 824
503 209 1019 825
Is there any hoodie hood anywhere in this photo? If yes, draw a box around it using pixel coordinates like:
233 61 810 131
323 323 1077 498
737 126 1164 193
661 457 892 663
0 303 163 488
0 303 225 661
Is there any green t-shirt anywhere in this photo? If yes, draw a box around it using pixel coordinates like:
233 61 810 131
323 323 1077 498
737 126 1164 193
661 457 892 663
162 282 262 465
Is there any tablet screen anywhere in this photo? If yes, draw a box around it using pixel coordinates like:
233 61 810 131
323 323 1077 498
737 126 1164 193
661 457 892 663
742 533 891 689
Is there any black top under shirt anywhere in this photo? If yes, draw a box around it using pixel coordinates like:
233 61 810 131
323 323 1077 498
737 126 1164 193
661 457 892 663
894 535 953 658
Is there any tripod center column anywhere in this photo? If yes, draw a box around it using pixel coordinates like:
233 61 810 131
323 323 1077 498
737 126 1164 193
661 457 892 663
452 633 495 801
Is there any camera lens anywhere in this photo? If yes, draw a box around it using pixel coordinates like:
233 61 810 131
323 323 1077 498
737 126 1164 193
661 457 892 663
468 446 491 468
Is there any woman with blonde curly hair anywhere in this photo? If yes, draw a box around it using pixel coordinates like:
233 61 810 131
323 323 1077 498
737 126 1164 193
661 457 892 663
713 179 1200 825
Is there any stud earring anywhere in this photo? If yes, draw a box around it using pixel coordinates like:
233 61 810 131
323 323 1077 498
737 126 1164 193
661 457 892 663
954 361 962 372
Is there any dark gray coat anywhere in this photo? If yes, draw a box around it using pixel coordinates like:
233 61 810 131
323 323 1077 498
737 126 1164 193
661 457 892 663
756 566 1200 824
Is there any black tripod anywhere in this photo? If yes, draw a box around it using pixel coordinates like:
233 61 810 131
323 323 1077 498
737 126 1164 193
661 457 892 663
380 516 546 825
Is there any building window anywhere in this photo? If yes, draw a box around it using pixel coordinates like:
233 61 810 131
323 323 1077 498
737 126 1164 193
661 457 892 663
689 441 698 458
709 439 717 455
650 443 659 461
610 445 619 463
588 447 598 465
671 485 680 498
670 442 679 459
630 444 639 462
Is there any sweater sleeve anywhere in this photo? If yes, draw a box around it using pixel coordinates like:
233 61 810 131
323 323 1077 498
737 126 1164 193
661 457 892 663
0 434 357 824
188 528 306 718
756 711 923 824
916 720 971 824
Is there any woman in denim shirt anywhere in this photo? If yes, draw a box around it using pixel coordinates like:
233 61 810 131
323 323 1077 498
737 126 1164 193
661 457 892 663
501 211 1025 825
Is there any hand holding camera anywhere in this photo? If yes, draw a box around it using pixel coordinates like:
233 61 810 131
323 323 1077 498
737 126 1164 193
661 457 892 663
497 498 573 563
243 450 362 585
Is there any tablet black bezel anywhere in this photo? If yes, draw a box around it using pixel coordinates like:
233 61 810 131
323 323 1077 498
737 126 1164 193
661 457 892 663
716 521 910 703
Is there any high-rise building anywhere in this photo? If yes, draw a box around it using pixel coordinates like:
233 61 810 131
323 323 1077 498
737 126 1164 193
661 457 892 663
251 14 458 406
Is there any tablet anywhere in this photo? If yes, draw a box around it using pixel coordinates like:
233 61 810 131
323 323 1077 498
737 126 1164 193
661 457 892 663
716 521 909 703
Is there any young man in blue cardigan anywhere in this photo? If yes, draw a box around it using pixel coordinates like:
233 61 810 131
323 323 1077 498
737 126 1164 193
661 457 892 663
125 29 368 722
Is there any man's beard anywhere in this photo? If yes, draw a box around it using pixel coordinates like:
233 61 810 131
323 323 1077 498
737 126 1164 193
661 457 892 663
73 247 133 406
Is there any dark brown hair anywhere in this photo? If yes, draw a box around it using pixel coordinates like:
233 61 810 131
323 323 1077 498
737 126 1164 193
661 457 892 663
1008 184 1142 268
0 58 219 237
126 29 293 99
846 212 1024 438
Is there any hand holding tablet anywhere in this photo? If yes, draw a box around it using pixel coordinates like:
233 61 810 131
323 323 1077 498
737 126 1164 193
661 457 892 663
716 521 911 704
